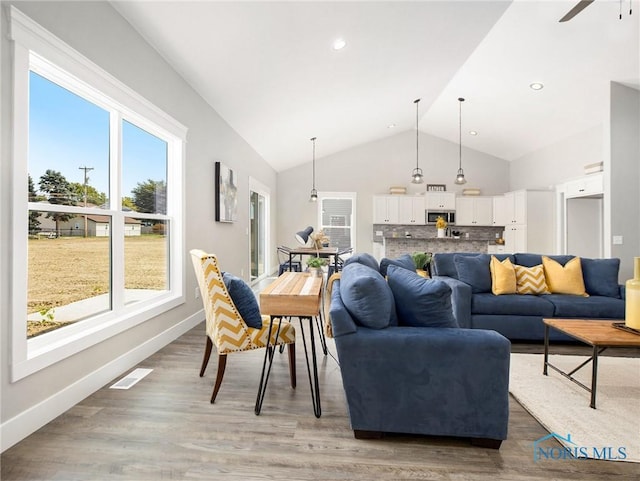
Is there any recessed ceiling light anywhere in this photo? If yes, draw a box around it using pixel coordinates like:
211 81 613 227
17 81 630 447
333 38 346 50
387 123 396 129
530 82 544 91
469 130 478 136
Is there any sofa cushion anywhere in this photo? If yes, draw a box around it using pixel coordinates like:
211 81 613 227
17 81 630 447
343 252 380 272
581 257 621 298
431 252 477 278
490 256 516 295
379 254 415 276
514 253 574 268
544 294 625 319
472 292 555 317
513 264 549 295
222 272 263 328
542 256 588 296
455 254 513 294
340 262 396 329
386 264 458 328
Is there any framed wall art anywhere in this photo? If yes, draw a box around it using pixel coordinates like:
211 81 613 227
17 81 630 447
215 161 238 222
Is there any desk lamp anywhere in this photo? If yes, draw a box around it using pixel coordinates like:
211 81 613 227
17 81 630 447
295 226 314 246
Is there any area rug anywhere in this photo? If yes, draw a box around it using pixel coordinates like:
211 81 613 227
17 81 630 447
509 353 640 463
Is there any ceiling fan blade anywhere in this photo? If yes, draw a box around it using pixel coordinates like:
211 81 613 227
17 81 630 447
559 0 595 22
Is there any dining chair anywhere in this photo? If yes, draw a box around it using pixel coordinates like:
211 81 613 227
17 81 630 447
277 245 302 276
190 249 296 403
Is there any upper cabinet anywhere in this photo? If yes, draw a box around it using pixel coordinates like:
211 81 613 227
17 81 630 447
455 196 493 226
398 196 425 224
492 195 507 226
373 195 400 224
426 192 456 210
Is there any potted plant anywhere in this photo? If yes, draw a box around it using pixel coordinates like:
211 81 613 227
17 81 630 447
436 216 447 238
307 256 327 277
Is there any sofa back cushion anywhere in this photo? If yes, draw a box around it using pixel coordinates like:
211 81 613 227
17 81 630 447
542 256 588 296
454 254 513 294
339 262 397 329
379 253 416 276
343 252 379 272
581 257 621 298
431 252 476 278
514 253 574 268
386 264 458 328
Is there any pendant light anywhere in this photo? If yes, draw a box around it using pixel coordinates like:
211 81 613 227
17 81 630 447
455 97 467 185
309 136 318 202
411 98 424 184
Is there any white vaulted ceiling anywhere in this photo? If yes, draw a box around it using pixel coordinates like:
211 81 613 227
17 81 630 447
113 0 639 171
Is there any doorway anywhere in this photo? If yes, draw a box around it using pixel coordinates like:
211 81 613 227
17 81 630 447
249 178 270 283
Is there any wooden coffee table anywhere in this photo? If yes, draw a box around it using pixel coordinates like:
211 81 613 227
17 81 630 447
543 319 640 408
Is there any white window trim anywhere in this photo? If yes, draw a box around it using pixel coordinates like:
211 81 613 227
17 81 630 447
9 7 188 381
316 191 357 249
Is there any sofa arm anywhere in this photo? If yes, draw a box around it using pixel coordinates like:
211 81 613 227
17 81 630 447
433 275 472 328
334 326 510 440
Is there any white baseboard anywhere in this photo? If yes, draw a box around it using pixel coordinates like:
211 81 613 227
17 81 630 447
1 310 204 452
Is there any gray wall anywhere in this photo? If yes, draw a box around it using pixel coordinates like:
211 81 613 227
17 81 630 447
1 1 277 443
509 125 604 190
608 82 640 281
276 129 510 254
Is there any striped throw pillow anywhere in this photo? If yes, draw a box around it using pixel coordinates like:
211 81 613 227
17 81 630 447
514 264 549 295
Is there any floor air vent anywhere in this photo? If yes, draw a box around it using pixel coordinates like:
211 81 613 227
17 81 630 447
110 368 153 390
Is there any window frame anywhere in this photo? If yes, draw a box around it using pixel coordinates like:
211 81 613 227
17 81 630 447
9 7 188 381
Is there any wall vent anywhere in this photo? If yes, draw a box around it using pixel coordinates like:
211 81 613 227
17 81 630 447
109 368 153 390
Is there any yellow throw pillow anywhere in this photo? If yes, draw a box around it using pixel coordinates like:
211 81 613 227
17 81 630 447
490 256 516 295
514 264 549 295
542 256 588 297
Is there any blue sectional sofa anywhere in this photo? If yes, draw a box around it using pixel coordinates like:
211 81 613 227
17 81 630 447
328 254 510 448
431 253 625 341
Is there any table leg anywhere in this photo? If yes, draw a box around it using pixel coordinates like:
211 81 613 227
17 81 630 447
543 323 550 375
254 316 283 415
590 345 598 409
299 316 322 418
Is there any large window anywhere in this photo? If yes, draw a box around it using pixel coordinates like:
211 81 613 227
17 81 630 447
10 8 187 380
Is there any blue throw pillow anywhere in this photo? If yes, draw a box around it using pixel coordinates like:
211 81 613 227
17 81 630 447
379 254 416 276
340 262 396 329
386 265 457 328
581 257 621 298
222 272 263 329
343 252 380 272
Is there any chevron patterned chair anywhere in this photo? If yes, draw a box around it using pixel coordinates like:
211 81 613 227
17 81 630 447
190 249 296 403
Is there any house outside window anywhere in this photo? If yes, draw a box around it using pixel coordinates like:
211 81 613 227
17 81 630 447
316 192 357 250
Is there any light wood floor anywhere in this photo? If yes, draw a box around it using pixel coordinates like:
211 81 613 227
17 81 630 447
2 320 639 480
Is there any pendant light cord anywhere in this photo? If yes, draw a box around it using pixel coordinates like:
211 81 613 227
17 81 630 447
414 99 420 169
458 97 464 170
311 136 316 189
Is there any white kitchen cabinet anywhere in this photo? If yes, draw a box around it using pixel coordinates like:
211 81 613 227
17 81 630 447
501 190 554 253
492 195 507 226
398 196 425 224
373 195 399 224
455 196 493 226
504 190 527 225
426 192 456 210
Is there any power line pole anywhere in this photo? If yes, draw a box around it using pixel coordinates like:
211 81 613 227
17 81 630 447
79 166 94 238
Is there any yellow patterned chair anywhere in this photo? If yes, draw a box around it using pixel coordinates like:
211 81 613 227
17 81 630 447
190 249 296 403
